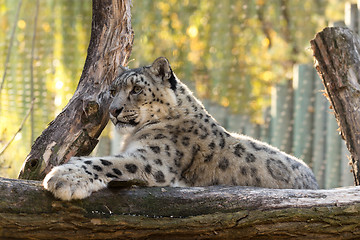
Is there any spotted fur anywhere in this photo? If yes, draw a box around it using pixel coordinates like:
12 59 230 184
43 57 318 200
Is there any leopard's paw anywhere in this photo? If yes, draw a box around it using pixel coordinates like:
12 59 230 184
43 164 106 201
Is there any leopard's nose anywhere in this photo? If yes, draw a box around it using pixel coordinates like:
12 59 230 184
110 107 123 118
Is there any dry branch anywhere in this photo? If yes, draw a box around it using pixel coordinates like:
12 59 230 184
18 0 134 180
310 27 360 185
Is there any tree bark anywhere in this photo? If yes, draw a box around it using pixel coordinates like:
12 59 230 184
1 177 360 239
310 27 360 185
18 0 134 180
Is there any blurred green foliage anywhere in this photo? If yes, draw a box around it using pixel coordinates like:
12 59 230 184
0 0 345 178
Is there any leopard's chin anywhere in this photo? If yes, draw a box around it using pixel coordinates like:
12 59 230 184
111 119 139 134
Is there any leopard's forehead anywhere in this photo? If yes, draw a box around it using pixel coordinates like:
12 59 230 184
113 67 151 88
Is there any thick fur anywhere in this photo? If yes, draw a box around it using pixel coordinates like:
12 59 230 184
43 57 318 200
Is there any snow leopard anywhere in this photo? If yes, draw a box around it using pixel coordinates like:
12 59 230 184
43 57 318 200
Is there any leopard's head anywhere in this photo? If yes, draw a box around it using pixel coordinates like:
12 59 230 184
109 57 178 134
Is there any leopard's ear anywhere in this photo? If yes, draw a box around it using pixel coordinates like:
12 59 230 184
150 57 177 91
150 57 172 80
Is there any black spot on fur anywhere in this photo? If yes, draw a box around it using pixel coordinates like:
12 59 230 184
285 156 293 163
154 134 167 139
174 150 184 167
85 170 92 176
93 165 102 172
138 133 151 140
234 143 246 157
182 136 190 146
291 161 302 170
154 171 166 183
219 133 225 149
218 158 229 171
165 151 171 157
240 166 247 176
125 164 138 174
113 168 122 176
208 141 216 150
94 174 99 180
100 159 112 166
198 124 209 139
106 173 118 178
84 160 92 165
154 159 163 166
245 153 256 163
266 158 290 183
177 99 183 106
250 142 261 151
204 153 214 162
170 135 178 144
149 146 161 154
145 164 152 174
250 141 277 154
179 87 185 94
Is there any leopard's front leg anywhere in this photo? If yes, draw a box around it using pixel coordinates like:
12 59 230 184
43 152 174 200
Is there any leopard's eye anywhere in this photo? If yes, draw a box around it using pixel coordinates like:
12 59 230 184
131 86 142 95
109 88 117 97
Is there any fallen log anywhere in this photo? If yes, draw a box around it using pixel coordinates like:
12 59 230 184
1 177 360 239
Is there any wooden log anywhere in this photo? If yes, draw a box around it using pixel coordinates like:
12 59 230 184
1 177 360 239
310 27 360 185
18 0 133 180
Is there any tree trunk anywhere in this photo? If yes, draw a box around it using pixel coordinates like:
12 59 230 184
18 0 134 180
310 27 360 185
1 177 360 239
